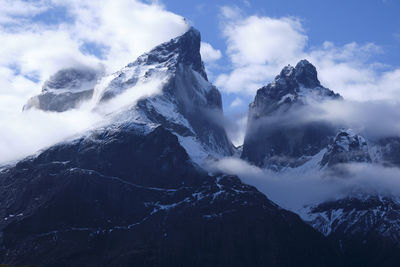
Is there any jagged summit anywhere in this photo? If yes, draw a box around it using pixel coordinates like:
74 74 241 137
251 59 340 117
294 59 321 88
43 67 99 91
132 27 207 80
278 59 320 88
242 60 340 168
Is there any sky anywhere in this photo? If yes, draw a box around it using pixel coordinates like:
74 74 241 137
0 0 400 162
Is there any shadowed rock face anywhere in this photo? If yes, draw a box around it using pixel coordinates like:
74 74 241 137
241 60 340 169
23 68 99 112
303 195 400 267
0 124 340 267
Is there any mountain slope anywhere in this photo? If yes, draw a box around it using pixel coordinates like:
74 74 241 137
0 124 340 267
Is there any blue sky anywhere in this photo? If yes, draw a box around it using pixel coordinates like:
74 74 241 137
165 0 400 64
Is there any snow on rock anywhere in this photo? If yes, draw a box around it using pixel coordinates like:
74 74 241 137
320 129 371 167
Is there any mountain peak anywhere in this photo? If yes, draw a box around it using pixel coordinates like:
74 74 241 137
133 26 207 80
320 128 371 167
294 59 321 88
253 59 339 109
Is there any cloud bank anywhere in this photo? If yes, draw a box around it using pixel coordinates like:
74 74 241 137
210 157 400 211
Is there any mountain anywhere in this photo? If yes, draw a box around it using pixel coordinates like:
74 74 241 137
241 59 341 170
25 28 232 163
301 195 400 267
23 67 100 112
0 28 340 267
320 129 371 168
241 60 400 266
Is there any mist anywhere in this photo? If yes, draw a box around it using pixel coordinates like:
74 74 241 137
245 97 400 143
209 157 400 212
0 73 167 166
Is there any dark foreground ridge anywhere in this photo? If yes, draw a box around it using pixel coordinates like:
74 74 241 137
0 123 339 267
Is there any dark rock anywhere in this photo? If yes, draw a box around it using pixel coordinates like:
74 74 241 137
0 125 340 267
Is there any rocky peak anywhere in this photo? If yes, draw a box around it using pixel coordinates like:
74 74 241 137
23 67 99 112
43 67 99 92
250 60 340 118
294 59 321 88
133 27 207 80
242 60 340 168
320 129 371 167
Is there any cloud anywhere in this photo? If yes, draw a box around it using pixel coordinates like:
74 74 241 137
0 108 102 165
229 97 243 108
0 0 189 164
216 6 400 102
0 0 48 24
209 157 400 212
245 95 400 142
200 42 222 63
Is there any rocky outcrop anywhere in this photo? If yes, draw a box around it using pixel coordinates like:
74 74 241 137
23 68 100 112
320 129 371 167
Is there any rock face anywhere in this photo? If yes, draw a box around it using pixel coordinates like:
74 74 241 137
241 60 340 169
320 129 371 167
302 196 400 267
0 28 341 267
24 68 100 112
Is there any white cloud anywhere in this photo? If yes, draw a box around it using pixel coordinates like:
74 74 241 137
57 0 188 72
209 157 400 211
0 0 48 24
216 6 400 102
223 15 307 66
229 97 243 108
200 42 222 63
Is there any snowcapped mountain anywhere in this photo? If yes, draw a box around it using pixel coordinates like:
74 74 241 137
241 59 340 170
241 60 400 266
0 28 341 267
25 27 233 163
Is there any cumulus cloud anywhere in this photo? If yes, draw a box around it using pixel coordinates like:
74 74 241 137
216 6 400 102
0 0 189 164
229 97 244 108
200 42 222 63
